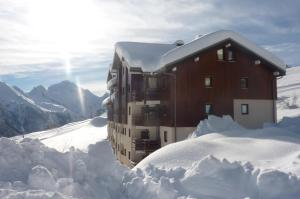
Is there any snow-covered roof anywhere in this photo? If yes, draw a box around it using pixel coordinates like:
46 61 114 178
114 30 286 73
114 42 177 72
160 30 286 72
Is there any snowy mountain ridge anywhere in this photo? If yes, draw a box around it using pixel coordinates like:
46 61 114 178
0 80 108 137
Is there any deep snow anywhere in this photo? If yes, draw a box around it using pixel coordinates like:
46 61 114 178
0 138 126 199
14 116 108 152
6 114 300 199
134 115 300 199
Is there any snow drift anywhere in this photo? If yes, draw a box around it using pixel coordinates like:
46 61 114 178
134 115 300 199
3 114 300 199
0 138 126 199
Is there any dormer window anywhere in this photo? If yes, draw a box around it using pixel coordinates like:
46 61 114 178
217 49 224 60
228 50 235 61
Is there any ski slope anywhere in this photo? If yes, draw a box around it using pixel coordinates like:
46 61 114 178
14 116 108 152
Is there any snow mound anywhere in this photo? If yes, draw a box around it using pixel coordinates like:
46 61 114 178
277 116 300 134
181 155 256 199
0 138 126 199
125 155 300 199
134 115 300 198
190 115 244 137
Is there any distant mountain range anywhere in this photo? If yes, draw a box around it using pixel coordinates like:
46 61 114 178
0 80 108 137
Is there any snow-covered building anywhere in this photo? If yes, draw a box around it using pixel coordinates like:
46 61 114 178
105 30 286 167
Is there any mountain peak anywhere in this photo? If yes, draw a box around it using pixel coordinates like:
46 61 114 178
30 85 47 93
49 80 78 91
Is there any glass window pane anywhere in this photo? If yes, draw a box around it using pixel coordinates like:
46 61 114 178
205 104 212 114
228 50 233 61
217 49 224 60
205 77 212 87
241 104 249 114
240 78 248 89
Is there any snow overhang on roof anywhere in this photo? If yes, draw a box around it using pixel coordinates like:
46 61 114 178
114 42 177 72
159 30 286 73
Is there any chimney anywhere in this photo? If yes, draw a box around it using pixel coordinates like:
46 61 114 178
174 40 184 46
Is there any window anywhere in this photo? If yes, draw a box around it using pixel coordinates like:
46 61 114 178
240 78 248 89
125 128 126 136
141 130 149 139
128 106 131 115
241 104 249 115
228 50 234 61
204 77 213 88
128 151 131 160
128 129 131 137
205 104 213 114
164 131 168 142
217 49 224 60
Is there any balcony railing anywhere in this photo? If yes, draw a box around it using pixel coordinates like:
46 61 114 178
130 90 143 101
145 88 160 100
132 115 159 126
133 139 160 151
130 88 160 101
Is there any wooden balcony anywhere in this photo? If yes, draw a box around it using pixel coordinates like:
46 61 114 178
132 139 160 151
145 88 160 100
130 90 143 101
132 115 159 126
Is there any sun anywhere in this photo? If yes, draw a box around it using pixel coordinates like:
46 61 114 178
25 0 108 74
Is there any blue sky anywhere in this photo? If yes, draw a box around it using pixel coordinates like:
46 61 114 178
0 0 299 95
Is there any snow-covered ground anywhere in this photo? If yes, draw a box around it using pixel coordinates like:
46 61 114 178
14 116 108 152
277 66 300 120
1 66 299 199
133 115 300 199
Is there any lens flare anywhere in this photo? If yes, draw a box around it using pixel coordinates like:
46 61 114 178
75 78 86 117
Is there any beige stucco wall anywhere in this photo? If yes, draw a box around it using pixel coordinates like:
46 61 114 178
159 126 196 147
233 99 275 129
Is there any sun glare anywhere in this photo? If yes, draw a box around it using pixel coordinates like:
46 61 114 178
26 0 108 74
76 78 86 116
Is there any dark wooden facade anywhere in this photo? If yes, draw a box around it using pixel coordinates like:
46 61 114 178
160 39 279 127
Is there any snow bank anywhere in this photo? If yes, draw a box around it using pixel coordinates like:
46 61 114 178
3 114 300 199
277 116 300 134
134 115 300 198
0 137 127 199
125 155 300 199
190 115 244 137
